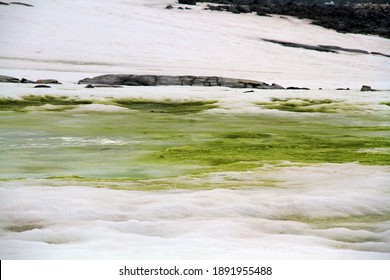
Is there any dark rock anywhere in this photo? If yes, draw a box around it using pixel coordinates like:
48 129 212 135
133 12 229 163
35 79 61 84
178 0 196 5
10 2 33 7
287 87 310 90
228 6 240 14
0 2 9 5
336 88 350 90
178 7 183 9
318 45 369 54
34 85 51 88
86 84 123 88
20 78 34 83
165 5 173 9
0 75 20 83
236 5 251 13
361 85 374 92
197 1 390 38
244 90 255 93
371 52 390 58
262 39 338 53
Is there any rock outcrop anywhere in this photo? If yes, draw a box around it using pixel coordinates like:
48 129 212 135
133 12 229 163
198 1 390 38
178 0 196 5
78 74 282 89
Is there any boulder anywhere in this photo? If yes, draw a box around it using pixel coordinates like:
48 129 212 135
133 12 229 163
35 79 61 84
0 75 20 83
361 85 374 91
78 74 128 85
178 0 196 5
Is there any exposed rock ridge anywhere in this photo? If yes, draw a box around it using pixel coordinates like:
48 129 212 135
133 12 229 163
262 39 390 57
78 74 283 89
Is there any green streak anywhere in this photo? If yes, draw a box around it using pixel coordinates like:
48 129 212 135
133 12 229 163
255 98 356 113
0 95 92 111
111 98 218 114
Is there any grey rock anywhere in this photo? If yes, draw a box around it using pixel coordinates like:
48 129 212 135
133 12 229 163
271 83 285 89
0 75 20 83
165 5 173 9
85 84 95 88
35 79 61 84
78 74 128 85
157 76 182 86
78 74 279 90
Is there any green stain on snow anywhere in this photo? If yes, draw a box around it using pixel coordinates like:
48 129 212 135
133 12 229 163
0 95 92 111
0 96 389 184
255 98 357 113
110 98 219 114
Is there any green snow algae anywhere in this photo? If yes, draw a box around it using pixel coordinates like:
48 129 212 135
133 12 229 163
0 95 389 182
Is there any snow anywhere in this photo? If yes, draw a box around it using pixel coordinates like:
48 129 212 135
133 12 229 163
0 0 389 88
0 0 389 260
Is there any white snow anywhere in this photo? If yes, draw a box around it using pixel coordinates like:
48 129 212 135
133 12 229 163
0 163 389 260
0 0 389 88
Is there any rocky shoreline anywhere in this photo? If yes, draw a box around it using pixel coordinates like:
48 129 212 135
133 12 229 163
183 1 390 38
0 74 380 91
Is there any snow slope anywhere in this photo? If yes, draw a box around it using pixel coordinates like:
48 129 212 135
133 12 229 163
0 0 389 88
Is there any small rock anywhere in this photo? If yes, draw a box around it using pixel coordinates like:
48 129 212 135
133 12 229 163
165 5 173 9
244 90 255 93
34 85 51 88
336 88 350 90
35 79 61 84
360 85 373 91
0 2 9 5
287 87 310 90
21 78 34 83
85 84 95 88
